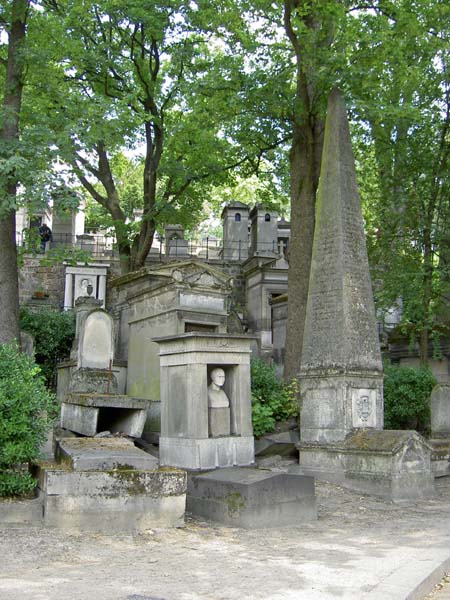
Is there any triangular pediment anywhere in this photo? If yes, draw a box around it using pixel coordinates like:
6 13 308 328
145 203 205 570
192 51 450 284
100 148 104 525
147 261 232 290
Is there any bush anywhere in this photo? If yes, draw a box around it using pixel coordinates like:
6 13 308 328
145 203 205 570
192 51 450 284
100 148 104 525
0 343 58 496
20 307 75 388
383 364 436 433
250 359 298 437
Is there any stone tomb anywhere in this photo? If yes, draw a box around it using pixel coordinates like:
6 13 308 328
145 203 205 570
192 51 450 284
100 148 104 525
59 298 147 439
297 430 434 502
112 262 233 441
187 467 317 528
154 333 255 470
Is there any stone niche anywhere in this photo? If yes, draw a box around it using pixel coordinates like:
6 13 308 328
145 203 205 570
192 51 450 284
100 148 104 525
63 263 109 310
154 332 255 470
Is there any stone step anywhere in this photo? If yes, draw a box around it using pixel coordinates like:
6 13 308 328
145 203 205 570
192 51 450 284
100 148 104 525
55 437 159 471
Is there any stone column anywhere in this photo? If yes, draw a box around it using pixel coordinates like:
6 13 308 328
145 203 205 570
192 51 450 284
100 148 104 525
64 272 74 310
98 274 107 307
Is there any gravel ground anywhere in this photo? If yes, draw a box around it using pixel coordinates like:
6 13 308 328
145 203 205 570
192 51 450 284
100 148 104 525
1 471 450 600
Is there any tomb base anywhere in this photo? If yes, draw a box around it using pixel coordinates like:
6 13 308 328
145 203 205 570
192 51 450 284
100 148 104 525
32 445 186 533
187 467 317 528
297 430 435 502
159 435 255 470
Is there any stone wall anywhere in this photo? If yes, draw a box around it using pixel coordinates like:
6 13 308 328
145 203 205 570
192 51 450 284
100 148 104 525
19 256 65 309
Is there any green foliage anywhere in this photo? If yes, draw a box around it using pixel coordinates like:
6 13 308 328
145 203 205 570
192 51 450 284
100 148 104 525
250 359 298 438
383 364 436 433
0 343 58 496
20 308 75 387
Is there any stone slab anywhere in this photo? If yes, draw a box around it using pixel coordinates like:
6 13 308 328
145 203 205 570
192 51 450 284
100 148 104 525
187 467 317 528
55 438 159 471
65 394 149 409
159 435 255 470
61 395 148 438
60 402 98 437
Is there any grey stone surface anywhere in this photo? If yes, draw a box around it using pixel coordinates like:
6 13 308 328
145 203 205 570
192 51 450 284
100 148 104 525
299 89 383 444
65 394 148 409
61 394 148 438
159 435 255 470
221 201 249 262
208 407 230 437
60 402 98 437
429 439 450 477
68 367 118 395
34 463 186 533
187 467 317 528
431 384 450 437
55 438 159 471
298 429 435 502
0 497 43 526
79 309 114 370
121 262 232 415
249 205 279 258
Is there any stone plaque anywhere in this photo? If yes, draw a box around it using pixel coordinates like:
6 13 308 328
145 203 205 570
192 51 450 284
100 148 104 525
351 388 377 428
302 388 338 429
179 292 224 311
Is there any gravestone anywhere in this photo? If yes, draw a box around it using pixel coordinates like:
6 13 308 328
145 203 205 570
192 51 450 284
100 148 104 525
297 90 434 500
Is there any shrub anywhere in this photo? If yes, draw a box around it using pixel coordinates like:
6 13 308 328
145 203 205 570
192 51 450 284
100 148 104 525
383 364 436 433
0 343 58 496
250 359 298 437
20 307 75 388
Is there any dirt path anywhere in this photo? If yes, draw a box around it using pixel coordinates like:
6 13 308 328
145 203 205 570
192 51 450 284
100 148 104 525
1 477 450 600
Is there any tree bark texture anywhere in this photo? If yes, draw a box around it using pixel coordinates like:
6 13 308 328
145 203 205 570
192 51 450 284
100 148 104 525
0 0 29 344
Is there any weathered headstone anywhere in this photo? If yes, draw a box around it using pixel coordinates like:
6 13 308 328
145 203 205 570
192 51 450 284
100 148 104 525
297 90 434 500
431 384 450 437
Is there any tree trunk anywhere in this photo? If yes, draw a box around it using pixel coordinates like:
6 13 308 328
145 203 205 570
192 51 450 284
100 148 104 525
282 0 326 381
0 208 20 344
0 0 29 345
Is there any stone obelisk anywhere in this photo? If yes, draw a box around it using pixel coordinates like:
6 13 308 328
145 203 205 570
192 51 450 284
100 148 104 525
299 89 384 445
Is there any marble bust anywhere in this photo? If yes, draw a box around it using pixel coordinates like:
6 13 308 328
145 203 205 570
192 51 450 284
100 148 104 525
208 368 230 408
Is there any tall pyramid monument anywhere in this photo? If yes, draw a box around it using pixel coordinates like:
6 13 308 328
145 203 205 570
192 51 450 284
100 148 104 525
299 89 384 444
296 90 434 501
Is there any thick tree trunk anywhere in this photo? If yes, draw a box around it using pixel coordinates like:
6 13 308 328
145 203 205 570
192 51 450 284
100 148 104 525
0 208 20 344
284 120 322 382
0 0 29 344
